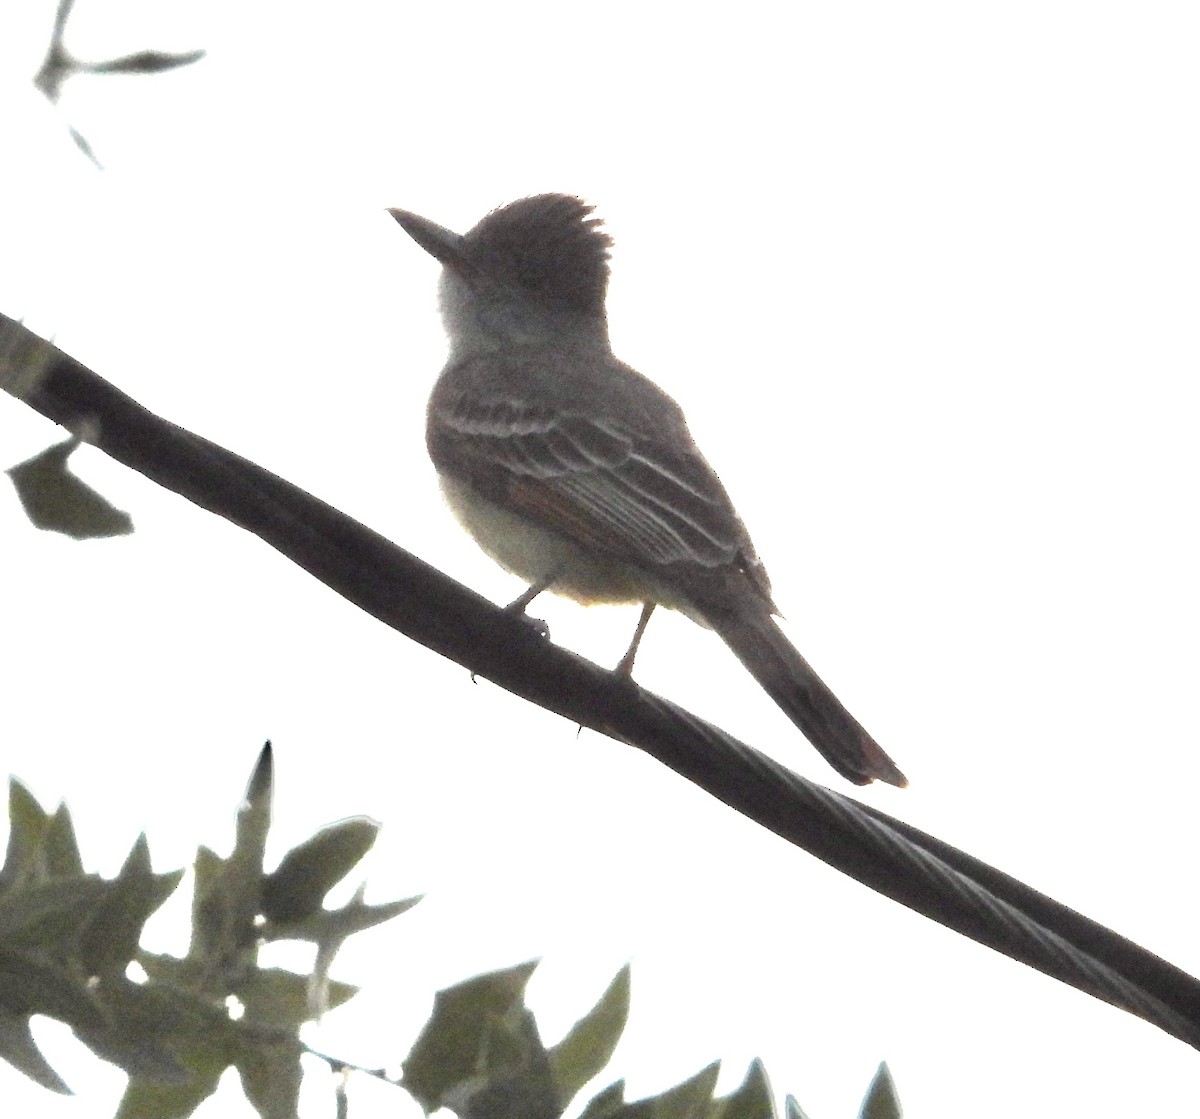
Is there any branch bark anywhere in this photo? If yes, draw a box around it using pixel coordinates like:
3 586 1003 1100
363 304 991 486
4 311 1198 1050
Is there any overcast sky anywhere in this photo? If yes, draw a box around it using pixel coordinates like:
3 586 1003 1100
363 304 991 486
3 3 1200 1117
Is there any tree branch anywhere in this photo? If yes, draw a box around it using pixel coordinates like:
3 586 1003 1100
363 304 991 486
4 311 1199 1050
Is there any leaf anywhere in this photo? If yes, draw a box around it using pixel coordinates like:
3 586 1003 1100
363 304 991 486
402 961 540 1111
784 1097 811 1119
191 846 224 903
0 875 110 943
548 964 630 1105
107 986 244 1118
0 950 104 1028
114 1072 223 1119
136 951 207 992
256 883 417 1020
191 750 274 985
0 779 49 891
857 1062 901 1119
42 802 84 877
234 746 273 881
0 752 396 1116
0 1005 71 1093
235 966 357 1031
319 890 417 1019
245 745 274 809
624 1061 722 1119
261 816 380 923
188 846 225 963
433 1006 560 1119
79 835 184 977
236 1033 304 1119
477 1004 542 1076
711 1060 774 1119
68 125 102 168
83 49 207 75
578 1079 628 1119
75 976 236 1084
6 436 134 539
269 892 422 945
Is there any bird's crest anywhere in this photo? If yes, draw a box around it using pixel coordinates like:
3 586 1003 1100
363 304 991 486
465 194 612 311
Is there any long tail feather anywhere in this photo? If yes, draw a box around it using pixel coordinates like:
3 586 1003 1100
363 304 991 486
714 609 907 787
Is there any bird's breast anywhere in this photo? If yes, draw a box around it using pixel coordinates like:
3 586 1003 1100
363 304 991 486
436 471 708 623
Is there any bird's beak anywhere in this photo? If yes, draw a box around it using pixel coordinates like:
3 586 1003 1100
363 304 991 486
387 208 469 271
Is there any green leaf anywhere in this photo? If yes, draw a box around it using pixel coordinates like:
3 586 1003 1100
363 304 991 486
236 1033 304 1119
107 986 241 1118
100 975 235 1049
188 846 225 963
245 745 274 810
624 1061 722 1119
79 836 183 977
268 892 422 944
232 746 273 884
398 979 563 1119
0 875 110 943
114 1072 223 1119
76 975 242 1085
193 858 247 975
190 751 275 987
784 1097 810 1119
192 846 223 896
481 1004 541 1073
261 816 380 923
42 802 84 877
711 1060 774 1119
74 996 187 1083
0 779 49 890
269 886 417 1020
236 966 357 1030
402 961 540 1111
5 436 134 539
578 1079 628 1119
84 48 207 75
448 1007 559 1119
136 951 208 993
0 950 104 1028
857 1062 900 1119
548 964 630 1105
0 1005 71 1093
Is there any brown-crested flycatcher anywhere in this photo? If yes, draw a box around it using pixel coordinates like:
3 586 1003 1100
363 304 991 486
389 194 906 788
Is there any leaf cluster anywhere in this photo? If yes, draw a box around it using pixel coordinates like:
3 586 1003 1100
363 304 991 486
0 744 417 1118
402 961 900 1119
1 745 899 1118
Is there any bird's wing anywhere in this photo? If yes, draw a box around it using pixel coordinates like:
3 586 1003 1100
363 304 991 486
427 388 772 601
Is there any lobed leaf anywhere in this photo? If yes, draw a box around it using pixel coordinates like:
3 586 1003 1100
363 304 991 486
548 964 630 1106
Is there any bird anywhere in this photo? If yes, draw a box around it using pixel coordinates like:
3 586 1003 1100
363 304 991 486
388 194 906 788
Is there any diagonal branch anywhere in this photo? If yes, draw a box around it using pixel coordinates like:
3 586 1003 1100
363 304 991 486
3 311 1199 1050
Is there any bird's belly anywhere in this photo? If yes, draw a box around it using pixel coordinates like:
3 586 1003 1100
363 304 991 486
437 473 705 620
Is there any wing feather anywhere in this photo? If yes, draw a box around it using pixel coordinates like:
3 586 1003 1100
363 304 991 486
428 390 766 586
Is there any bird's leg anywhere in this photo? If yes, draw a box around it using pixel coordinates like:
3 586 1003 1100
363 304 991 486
505 578 552 615
504 570 562 638
615 603 656 677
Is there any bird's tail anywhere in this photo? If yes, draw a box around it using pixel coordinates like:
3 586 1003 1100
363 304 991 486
712 607 907 787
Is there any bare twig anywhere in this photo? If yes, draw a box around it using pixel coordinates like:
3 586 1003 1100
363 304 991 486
32 0 206 164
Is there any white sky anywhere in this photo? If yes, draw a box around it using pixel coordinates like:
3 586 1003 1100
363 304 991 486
3 2 1200 1117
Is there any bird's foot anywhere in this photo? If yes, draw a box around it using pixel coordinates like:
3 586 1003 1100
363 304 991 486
522 614 550 640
